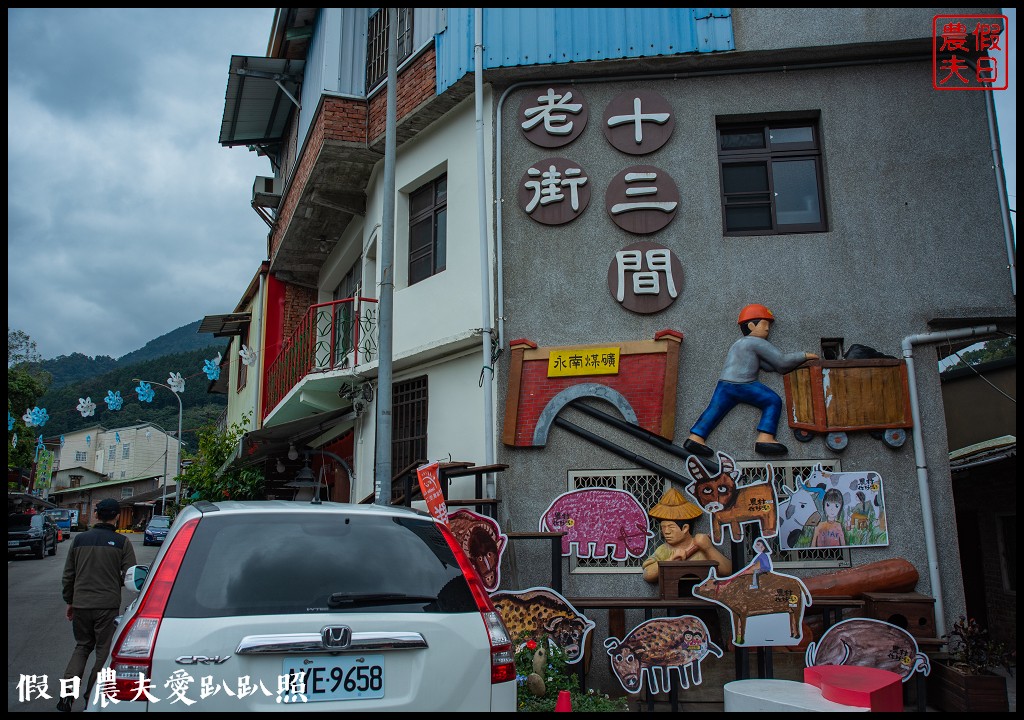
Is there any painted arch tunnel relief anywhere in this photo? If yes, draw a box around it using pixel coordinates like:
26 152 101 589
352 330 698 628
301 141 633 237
501 331 683 447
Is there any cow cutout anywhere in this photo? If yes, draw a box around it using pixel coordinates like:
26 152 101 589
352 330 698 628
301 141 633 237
693 538 811 647
605 616 723 695
447 509 508 592
490 587 595 664
805 618 930 682
540 488 653 560
685 452 778 545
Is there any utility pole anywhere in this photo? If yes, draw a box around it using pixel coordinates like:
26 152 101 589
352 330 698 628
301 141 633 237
374 7 398 506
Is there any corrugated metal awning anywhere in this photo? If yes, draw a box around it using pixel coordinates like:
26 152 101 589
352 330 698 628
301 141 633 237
220 56 305 147
199 312 252 337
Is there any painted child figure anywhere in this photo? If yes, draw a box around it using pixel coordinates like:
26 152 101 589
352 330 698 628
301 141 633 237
812 488 847 547
686 304 818 457
747 537 772 589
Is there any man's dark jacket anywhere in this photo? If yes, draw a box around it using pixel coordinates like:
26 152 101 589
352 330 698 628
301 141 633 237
62 522 137 609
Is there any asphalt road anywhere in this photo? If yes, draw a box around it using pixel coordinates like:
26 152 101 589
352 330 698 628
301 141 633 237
7 532 158 713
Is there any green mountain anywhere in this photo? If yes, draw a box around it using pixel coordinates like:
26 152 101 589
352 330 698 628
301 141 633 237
39 320 221 388
35 338 231 454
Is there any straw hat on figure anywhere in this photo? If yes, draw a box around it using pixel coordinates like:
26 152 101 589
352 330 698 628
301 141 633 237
641 488 732 582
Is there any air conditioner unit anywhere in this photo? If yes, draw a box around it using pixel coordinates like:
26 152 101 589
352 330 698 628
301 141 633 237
252 175 282 209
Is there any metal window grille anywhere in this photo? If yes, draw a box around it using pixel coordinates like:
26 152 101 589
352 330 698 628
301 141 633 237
366 8 413 92
736 459 850 569
567 469 667 574
108 447 116 461
391 376 428 474
75 451 87 462
122 444 130 460
121 486 133 499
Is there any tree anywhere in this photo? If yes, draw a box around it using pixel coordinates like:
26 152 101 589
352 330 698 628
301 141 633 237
943 336 1016 373
177 413 264 507
8 328 52 471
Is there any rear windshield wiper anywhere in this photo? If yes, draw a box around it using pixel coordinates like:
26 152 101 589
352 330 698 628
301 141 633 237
327 592 438 608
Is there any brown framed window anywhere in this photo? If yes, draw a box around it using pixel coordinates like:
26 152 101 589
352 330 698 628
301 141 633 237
366 8 413 92
717 120 827 235
392 376 428 474
408 175 447 286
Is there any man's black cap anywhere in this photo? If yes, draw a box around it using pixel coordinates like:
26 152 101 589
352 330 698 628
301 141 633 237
95 498 120 514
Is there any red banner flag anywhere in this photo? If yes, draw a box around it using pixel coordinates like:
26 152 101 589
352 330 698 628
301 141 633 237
416 461 448 524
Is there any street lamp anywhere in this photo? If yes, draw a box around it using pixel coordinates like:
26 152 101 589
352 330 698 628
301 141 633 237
138 419 177 514
133 378 184 508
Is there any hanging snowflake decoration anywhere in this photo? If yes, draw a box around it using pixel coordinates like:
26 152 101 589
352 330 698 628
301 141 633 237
35 435 44 460
29 407 49 427
145 430 152 441
239 345 257 367
135 381 156 403
104 391 124 411
7 412 14 431
12 433 17 448
115 432 121 444
168 372 186 394
60 435 66 448
22 409 35 427
77 397 97 417
85 435 91 447
203 353 222 381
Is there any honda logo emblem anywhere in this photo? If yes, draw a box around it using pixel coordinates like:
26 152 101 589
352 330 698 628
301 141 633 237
322 626 351 649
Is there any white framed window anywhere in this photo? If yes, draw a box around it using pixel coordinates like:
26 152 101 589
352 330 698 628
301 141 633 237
75 451 87 462
567 469 666 574
108 447 116 461
736 458 850 569
122 444 131 460
120 486 133 499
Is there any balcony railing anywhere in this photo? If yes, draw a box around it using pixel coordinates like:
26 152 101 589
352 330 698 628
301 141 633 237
264 297 379 420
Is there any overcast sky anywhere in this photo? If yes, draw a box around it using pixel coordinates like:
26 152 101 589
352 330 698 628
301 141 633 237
7 8 1018 362
8 8 275 360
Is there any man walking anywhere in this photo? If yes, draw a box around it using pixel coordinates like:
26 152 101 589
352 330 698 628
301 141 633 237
58 498 136 712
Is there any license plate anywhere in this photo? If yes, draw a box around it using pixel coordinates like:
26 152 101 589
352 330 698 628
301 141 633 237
282 655 384 702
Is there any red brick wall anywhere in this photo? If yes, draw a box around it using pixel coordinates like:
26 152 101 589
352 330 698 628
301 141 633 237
270 48 437 261
282 284 317 341
513 355 669 446
368 48 436 141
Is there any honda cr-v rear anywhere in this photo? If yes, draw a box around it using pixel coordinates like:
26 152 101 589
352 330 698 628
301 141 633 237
91 501 515 712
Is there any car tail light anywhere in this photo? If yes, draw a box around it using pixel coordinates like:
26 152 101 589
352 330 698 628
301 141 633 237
108 517 199 700
439 523 516 684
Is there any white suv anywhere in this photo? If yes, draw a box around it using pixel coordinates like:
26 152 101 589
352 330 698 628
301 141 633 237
90 501 516 712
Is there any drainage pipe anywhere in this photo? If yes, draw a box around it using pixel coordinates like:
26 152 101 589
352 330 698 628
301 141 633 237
902 323 996 637
474 8 497 498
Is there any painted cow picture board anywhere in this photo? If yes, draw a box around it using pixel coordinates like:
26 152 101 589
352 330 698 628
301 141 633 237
539 487 653 560
693 537 811 647
805 618 931 682
490 587 595 664
778 466 889 551
684 451 778 545
447 509 508 592
605 615 723 695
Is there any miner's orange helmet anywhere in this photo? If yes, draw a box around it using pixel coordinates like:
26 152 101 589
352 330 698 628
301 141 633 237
738 303 775 326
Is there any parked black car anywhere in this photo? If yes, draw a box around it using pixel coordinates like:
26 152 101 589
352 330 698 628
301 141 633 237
142 515 171 546
8 513 58 559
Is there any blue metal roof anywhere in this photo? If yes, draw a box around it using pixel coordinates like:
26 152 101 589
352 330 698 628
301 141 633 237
436 8 734 94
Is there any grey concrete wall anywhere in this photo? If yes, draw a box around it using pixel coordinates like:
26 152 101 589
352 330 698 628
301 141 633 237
733 7 1002 49
493 51 1015 645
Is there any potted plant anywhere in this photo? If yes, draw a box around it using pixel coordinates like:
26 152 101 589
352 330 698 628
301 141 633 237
514 634 630 712
928 616 1016 712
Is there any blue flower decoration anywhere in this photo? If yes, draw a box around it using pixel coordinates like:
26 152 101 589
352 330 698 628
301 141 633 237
85 435 91 447
29 407 49 427
7 412 14 431
135 381 155 403
203 353 222 381
104 390 124 411
60 435 66 448
22 409 35 427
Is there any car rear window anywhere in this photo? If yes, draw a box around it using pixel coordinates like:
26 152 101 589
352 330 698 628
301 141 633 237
165 512 478 617
148 516 170 529
9 515 41 530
